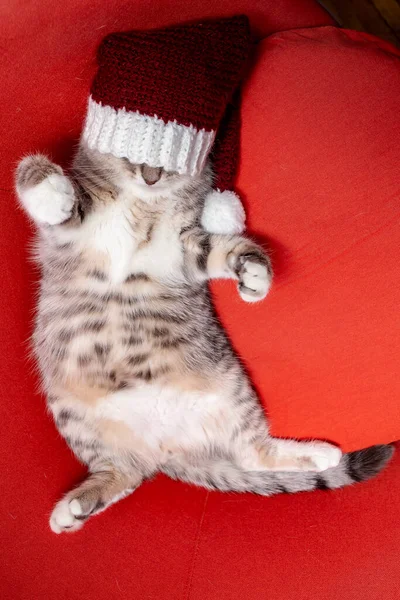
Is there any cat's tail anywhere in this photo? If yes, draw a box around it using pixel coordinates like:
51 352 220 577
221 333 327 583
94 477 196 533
164 444 394 495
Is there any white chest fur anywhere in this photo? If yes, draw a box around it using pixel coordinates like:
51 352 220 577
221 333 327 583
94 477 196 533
86 201 136 283
77 198 183 284
131 218 183 281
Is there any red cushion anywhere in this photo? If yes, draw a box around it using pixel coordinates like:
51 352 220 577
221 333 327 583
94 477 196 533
212 26 400 452
2 3 400 599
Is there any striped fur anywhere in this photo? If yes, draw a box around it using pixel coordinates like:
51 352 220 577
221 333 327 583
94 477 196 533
15 145 394 534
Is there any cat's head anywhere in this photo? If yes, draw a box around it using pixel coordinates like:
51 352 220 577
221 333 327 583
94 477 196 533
74 143 210 201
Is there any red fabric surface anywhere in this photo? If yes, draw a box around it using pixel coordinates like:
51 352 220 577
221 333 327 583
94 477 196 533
189 453 400 600
1 0 400 598
213 27 400 452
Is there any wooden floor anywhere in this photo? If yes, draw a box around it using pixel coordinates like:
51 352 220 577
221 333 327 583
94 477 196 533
319 0 400 47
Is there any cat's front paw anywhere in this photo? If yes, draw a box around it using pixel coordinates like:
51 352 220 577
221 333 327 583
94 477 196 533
235 252 272 303
16 155 75 226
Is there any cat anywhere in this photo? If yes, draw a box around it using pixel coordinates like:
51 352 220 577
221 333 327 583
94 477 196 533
15 143 393 534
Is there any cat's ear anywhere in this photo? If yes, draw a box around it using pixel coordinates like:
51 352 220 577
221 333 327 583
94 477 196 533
201 189 245 235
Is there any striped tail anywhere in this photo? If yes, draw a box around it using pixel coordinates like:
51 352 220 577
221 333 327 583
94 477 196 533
164 445 394 495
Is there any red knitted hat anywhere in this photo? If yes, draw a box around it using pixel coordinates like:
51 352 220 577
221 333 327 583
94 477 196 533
83 16 251 232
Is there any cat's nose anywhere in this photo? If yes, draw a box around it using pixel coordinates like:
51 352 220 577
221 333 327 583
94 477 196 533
141 164 162 186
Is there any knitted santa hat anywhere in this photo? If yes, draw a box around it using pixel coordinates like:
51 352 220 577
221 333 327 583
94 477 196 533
83 16 251 233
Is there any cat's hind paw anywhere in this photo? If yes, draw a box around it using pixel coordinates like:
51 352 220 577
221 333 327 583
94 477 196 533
49 497 85 534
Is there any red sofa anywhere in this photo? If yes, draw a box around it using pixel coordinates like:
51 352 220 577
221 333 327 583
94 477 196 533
2 1 400 598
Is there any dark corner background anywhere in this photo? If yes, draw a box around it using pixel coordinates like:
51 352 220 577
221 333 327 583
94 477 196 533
319 0 400 46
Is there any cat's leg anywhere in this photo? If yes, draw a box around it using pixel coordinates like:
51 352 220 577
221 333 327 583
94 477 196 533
48 395 155 533
49 466 143 534
183 229 272 302
230 395 342 472
236 436 342 473
15 154 78 226
162 399 341 494
163 442 391 496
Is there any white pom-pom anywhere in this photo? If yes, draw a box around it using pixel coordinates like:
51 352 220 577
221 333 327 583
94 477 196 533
201 189 246 235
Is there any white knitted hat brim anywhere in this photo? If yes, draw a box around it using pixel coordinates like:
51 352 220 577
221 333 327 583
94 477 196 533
82 97 216 176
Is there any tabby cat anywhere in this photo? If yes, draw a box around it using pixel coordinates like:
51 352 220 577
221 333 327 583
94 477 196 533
15 143 393 534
